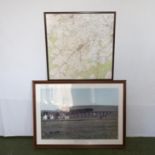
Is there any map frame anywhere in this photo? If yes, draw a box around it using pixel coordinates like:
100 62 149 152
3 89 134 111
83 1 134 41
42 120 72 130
44 12 116 80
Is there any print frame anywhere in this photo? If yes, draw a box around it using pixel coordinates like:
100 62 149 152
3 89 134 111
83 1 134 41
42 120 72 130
33 80 126 148
44 12 116 80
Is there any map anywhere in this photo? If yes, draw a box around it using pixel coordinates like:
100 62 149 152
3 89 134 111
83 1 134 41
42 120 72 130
45 13 115 79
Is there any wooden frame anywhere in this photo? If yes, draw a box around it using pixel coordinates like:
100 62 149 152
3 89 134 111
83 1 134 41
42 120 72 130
44 12 116 80
33 80 126 148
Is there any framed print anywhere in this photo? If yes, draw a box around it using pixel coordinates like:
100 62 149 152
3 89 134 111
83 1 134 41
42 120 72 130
44 12 116 80
32 80 126 148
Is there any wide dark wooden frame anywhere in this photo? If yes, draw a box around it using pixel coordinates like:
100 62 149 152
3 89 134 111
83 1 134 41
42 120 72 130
32 80 126 148
44 12 116 80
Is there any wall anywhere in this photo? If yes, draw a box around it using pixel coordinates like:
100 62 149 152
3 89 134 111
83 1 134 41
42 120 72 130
0 0 155 136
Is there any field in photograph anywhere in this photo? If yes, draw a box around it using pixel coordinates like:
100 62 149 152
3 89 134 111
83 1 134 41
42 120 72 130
41 118 118 139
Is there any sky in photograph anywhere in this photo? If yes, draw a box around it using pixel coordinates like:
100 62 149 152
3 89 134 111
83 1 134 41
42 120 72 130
71 88 118 106
40 85 119 111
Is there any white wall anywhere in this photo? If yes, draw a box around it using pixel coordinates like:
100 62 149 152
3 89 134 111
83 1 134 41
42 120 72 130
0 0 155 136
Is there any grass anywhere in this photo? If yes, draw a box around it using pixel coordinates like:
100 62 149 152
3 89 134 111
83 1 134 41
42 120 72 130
0 137 155 155
41 119 117 139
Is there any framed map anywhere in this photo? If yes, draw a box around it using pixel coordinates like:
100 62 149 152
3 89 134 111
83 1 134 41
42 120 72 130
44 12 116 80
32 80 126 148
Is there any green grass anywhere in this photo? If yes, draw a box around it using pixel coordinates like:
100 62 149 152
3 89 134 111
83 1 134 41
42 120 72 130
0 137 155 155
